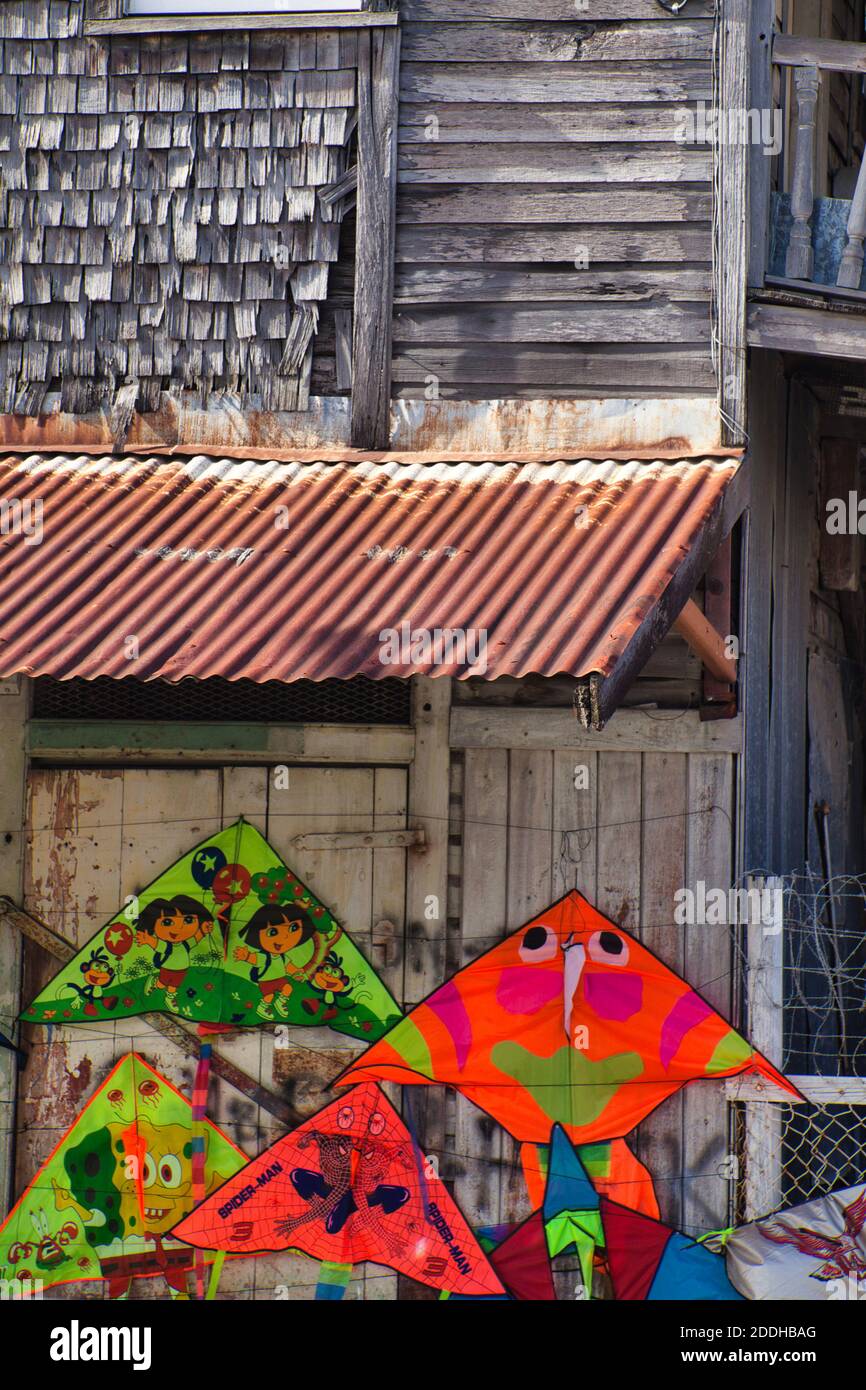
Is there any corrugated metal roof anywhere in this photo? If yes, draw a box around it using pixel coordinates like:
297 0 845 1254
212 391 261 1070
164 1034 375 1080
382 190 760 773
0 453 739 684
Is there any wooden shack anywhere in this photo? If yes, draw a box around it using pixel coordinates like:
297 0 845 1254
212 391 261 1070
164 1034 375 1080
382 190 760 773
0 0 862 1302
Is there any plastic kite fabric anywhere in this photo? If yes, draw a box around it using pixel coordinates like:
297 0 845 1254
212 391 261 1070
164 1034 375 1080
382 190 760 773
172 1081 506 1297
542 1126 605 1294
0 1053 247 1297
522 1131 659 1219
602 1197 744 1301
490 1210 556 1301
20 819 401 1041
338 890 801 1143
450 1128 611 1301
725 1185 866 1300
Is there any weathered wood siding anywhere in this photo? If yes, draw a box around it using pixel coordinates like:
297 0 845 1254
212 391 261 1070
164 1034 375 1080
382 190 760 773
393 0 716 400
0 0 356 417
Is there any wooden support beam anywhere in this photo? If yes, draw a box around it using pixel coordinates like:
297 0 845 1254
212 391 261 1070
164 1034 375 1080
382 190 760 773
701 533 736 711
450 706 743 755
742 876 784 1218
351 24 400 449
28 721 415 767
727 1073 866 1103
773 32 866 74
673 598 738 683
0 897 301 1130
583 455 751 729
747 301 866 360
748 0 775 287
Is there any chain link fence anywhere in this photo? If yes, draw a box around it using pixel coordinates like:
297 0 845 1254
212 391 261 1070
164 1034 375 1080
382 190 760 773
733 871 866 1218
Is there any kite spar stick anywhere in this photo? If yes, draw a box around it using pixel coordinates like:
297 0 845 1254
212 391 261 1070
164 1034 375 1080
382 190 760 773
205 1249 226 1300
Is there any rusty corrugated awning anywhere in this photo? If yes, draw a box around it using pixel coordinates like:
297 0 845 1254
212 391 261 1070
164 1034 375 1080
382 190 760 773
0 453 744 700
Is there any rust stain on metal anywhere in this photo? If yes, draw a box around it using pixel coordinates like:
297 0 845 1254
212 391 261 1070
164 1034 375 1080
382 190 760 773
0 452 740 684
0 394 735 461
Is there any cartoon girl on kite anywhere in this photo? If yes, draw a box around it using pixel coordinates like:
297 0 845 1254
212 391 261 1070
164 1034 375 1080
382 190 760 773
233 903 322 1021
136 896 215 1014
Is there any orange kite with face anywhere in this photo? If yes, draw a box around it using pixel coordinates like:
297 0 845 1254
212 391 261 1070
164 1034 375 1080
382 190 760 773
338 891 801 1148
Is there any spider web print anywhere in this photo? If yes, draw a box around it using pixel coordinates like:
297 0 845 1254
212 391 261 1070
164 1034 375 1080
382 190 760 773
171 1082 505 1298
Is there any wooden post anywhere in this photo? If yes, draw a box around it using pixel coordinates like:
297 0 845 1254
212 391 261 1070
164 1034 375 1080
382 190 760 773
717 0 749 447
785 66 820 281
702 535 736 711
400 675 450 1300
351 25 400 450
743 876 785 1218
748 0 775 288
837 156 866 289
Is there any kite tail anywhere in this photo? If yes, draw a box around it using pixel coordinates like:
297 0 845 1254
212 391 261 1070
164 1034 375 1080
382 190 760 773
191 1039 213 1300
580 1138 660 1220
315 1261 352 1300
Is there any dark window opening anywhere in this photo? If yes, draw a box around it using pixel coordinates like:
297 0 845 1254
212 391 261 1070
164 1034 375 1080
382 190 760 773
33 676 411 726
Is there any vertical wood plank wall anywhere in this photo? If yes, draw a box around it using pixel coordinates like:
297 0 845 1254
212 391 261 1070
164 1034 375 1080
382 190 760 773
457 744 737 1235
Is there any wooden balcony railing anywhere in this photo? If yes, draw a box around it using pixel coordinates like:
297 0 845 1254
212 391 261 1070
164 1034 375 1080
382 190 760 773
767 34 866 300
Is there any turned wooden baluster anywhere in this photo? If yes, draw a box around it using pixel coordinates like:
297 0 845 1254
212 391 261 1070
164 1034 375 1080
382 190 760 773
837 154 866 289
786 65 820 281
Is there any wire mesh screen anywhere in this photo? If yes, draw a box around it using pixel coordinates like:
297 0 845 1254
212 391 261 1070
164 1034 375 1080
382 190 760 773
32 675 412 726
730 871 866 1076
731 873 866 1218
781 1103 866 1204
732 1102 866 1221
781 873 866 1077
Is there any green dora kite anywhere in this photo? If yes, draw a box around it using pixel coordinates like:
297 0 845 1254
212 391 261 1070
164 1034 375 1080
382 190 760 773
21 819 401 1041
